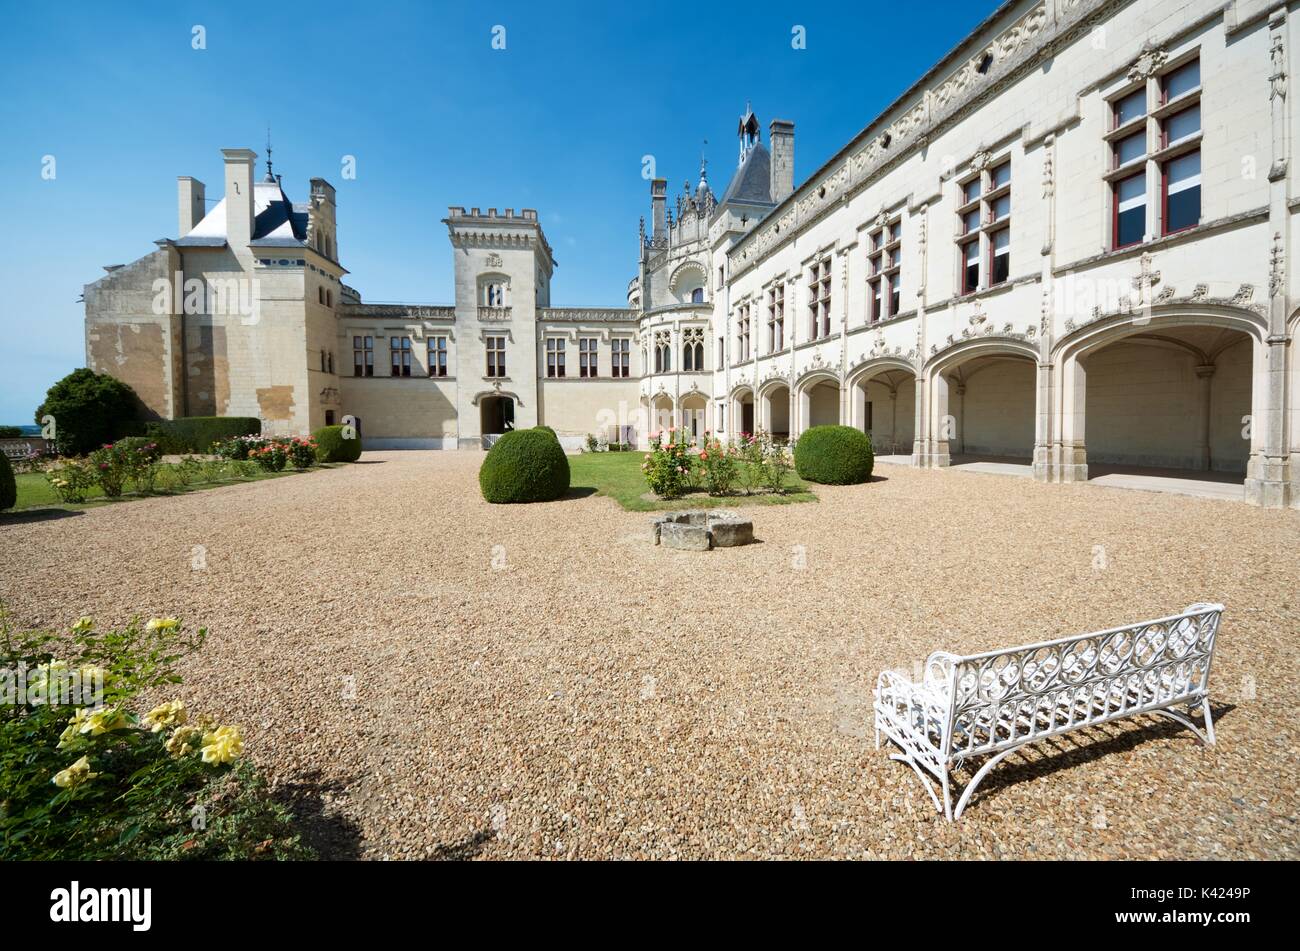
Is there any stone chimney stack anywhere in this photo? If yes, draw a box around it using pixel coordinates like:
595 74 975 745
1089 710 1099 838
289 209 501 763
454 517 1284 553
177 177 205 235
221 148 257 247
651 178 667 240
769 120 795 203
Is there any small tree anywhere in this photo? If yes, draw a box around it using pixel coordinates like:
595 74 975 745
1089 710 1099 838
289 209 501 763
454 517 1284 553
35 369 141 457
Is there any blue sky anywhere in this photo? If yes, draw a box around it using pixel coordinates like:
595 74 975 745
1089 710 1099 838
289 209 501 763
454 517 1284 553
0 0 997 424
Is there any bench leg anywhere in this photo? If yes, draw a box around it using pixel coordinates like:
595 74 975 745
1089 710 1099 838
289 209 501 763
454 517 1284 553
952 748 1016 821
888 752 944 816
1151 697 1216 747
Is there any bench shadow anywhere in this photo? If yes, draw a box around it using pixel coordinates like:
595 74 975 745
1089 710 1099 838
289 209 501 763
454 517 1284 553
428 828 495 861
956 702 1236 813
0 507 86 525
271 769 366 860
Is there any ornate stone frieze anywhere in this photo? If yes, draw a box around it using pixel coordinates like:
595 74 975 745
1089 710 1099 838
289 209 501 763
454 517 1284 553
1127 43 1167 83
539 307 638 323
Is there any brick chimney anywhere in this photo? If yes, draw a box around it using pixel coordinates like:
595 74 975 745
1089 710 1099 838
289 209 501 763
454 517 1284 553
177 177 205 235
651 178 667 240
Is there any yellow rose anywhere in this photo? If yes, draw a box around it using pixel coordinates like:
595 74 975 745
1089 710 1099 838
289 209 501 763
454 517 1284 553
200 725 244 765
57 708 91 749
70 616 94 635
165 725 202 757
79 707 130 736
142 700 187 733
52 755 99 789
145 617 180 632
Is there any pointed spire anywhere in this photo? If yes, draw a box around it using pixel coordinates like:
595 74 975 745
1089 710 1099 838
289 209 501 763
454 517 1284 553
263 125 276 183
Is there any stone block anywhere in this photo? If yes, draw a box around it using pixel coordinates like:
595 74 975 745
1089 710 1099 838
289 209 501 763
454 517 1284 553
659 521 711 551
707 513 754 547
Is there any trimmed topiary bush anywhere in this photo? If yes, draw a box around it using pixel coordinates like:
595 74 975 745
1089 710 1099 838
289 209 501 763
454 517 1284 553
144 417 261 454
479 428 570 503
313 424 362 463
793 425 874 485
35 368 141 456
0 453 15 511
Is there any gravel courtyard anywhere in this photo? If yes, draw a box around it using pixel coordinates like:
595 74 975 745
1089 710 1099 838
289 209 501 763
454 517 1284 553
1 450 1296 860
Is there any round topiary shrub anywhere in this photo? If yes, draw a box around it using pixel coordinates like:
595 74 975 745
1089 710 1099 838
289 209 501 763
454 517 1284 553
0 452 15 512
479 429 570 503
793 425 874 485
35 368 141 456
313 425 362 463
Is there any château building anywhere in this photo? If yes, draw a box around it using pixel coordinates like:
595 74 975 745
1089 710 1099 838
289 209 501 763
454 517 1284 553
85 0 1299 508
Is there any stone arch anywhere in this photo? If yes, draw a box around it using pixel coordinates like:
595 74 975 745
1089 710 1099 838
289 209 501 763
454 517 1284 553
794 369 843 434
667 260 708 303
650 391 675 436
923 337 1039 466
729 383 755 437
1050 307 1270 482
679 390 708 440
757 378 792 439
847 358 918 455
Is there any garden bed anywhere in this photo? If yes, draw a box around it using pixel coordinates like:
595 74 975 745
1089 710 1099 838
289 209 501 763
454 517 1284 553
569 451 816 512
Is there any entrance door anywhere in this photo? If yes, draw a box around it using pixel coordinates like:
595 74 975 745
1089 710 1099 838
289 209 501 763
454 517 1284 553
480 396 515 436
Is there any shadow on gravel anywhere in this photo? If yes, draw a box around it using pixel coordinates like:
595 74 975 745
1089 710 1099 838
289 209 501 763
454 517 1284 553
952 702 1236 815
563 487 598 500
272 770 366 860
0 508 86 525
429 828 495 861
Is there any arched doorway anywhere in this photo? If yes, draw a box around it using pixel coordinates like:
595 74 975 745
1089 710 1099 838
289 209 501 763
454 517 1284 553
679 391 708 441
759 382 790 440
731 386 755 438
923 339 1039 469
1054 312 1266 492
480 395 515 438
849 361 916 456
651 393 674 436
796 374 842 435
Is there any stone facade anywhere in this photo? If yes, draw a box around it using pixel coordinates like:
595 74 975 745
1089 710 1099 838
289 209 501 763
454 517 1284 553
84 0 1298 507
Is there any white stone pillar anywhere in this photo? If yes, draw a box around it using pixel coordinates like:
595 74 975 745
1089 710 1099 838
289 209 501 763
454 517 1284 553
1194 364 1216 471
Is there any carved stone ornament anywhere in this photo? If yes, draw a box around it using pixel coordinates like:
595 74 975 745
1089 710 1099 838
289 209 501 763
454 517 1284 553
1127 44 1167 83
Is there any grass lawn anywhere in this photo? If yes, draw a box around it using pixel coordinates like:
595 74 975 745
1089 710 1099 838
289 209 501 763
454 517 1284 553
4 466 323 516
568 450 817 512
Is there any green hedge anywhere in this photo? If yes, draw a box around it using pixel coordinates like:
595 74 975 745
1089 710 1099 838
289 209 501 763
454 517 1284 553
0 453 15 511
793 425 874 485
144 417 261 454
313 424 362 463
479 429 570 503
0 426 23 439
35 368 141 456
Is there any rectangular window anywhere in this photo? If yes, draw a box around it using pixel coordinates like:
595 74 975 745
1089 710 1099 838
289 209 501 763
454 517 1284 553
579 337 598 377
1164 150 1201 234
808 260 831 339
611 338 629 377
962 179 981 204
989 229 1010 286
389 336 412 377
961 240 980 294
991 193 1011 222
353 335 374 377
738 303 751 361
546 337 566 378
427 336 447 378
1162 59 1200 102
1163 104 1200 147
486 336 506 378
1114 173 1146 248
1114 88 1145 127
990 162 1011 189
889 272 901 314
962 208 981 235
868 278 882 323
766 283 785 352
1114 130 1145 169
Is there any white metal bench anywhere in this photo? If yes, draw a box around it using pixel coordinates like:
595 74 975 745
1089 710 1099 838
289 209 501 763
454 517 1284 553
873 602 1222 821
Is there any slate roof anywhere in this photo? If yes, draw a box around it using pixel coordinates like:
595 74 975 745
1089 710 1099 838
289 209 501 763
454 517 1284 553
177 179 308 247
717 142 774 209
